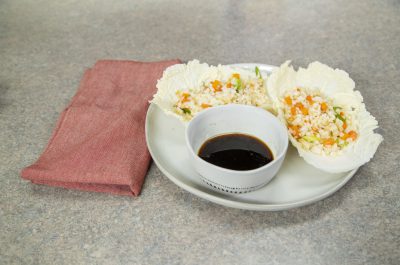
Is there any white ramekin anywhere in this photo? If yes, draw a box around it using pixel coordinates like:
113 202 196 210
185 104 288 194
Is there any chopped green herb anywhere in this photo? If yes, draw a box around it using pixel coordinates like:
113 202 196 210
234 78 242 91
333 106 342 112
181 108 191 114
333 106 346 122
302 135 320 142
335 113 346 122
255 66 262 79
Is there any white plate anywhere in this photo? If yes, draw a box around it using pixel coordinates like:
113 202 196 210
145 63 358 211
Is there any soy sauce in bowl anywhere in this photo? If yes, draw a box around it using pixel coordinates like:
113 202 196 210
198 133 274 171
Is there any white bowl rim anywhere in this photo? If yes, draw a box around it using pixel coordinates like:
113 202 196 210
185 104 289 174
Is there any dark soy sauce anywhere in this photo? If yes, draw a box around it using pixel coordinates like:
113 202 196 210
198 133 274 171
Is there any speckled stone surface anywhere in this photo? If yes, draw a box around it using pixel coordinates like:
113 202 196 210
1 0 399 264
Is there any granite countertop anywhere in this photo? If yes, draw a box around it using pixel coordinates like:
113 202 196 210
1 0 399 264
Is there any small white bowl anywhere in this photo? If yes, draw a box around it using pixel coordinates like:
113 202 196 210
185 104 289 194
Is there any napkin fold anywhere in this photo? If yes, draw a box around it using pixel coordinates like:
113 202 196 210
21 59 180 196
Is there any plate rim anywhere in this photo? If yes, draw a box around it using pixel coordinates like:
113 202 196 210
145 63 358 211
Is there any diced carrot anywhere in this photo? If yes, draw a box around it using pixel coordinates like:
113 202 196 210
226 82 232 88
321 102 328 112
348 131 358 140
300 106 309 115
201 103 212 108
306 95 314 104
342 122 347 130
211 80 222 92
290 107 297 115
284 96 292 106
288 125 301 138
295 102 304 109
294 102 308 115
340 112 344 116
232 73 240 79
181 92 190 102
342 130 358 141
323 138 335 146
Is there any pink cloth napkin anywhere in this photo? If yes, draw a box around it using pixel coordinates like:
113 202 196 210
21 59 180 196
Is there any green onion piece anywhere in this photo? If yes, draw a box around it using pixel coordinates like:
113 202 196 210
335 113 346 122
333 106 346 122
255 66 262 79
302 135 320 142
181 108 191 114
234 78 242 91
333 106 342 112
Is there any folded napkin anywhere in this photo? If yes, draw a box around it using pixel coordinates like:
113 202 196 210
21 59 180 196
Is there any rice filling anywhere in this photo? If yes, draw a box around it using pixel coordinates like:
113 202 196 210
282 87 358 156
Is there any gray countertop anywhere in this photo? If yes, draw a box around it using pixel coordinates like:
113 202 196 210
1 0 399 264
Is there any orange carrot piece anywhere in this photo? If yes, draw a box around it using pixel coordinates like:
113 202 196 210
181 93 190 102
300 107 309 115
294 102 308 115
342 130 358 141
348 131 358 140
295 102 304 109
323 138 335 146
284 96 292 106
321 102 328 112
288 125 300 138
306 95 314 104
211 80 222 92
290 107 297 115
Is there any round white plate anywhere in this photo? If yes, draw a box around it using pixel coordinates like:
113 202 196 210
145 63 358 211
